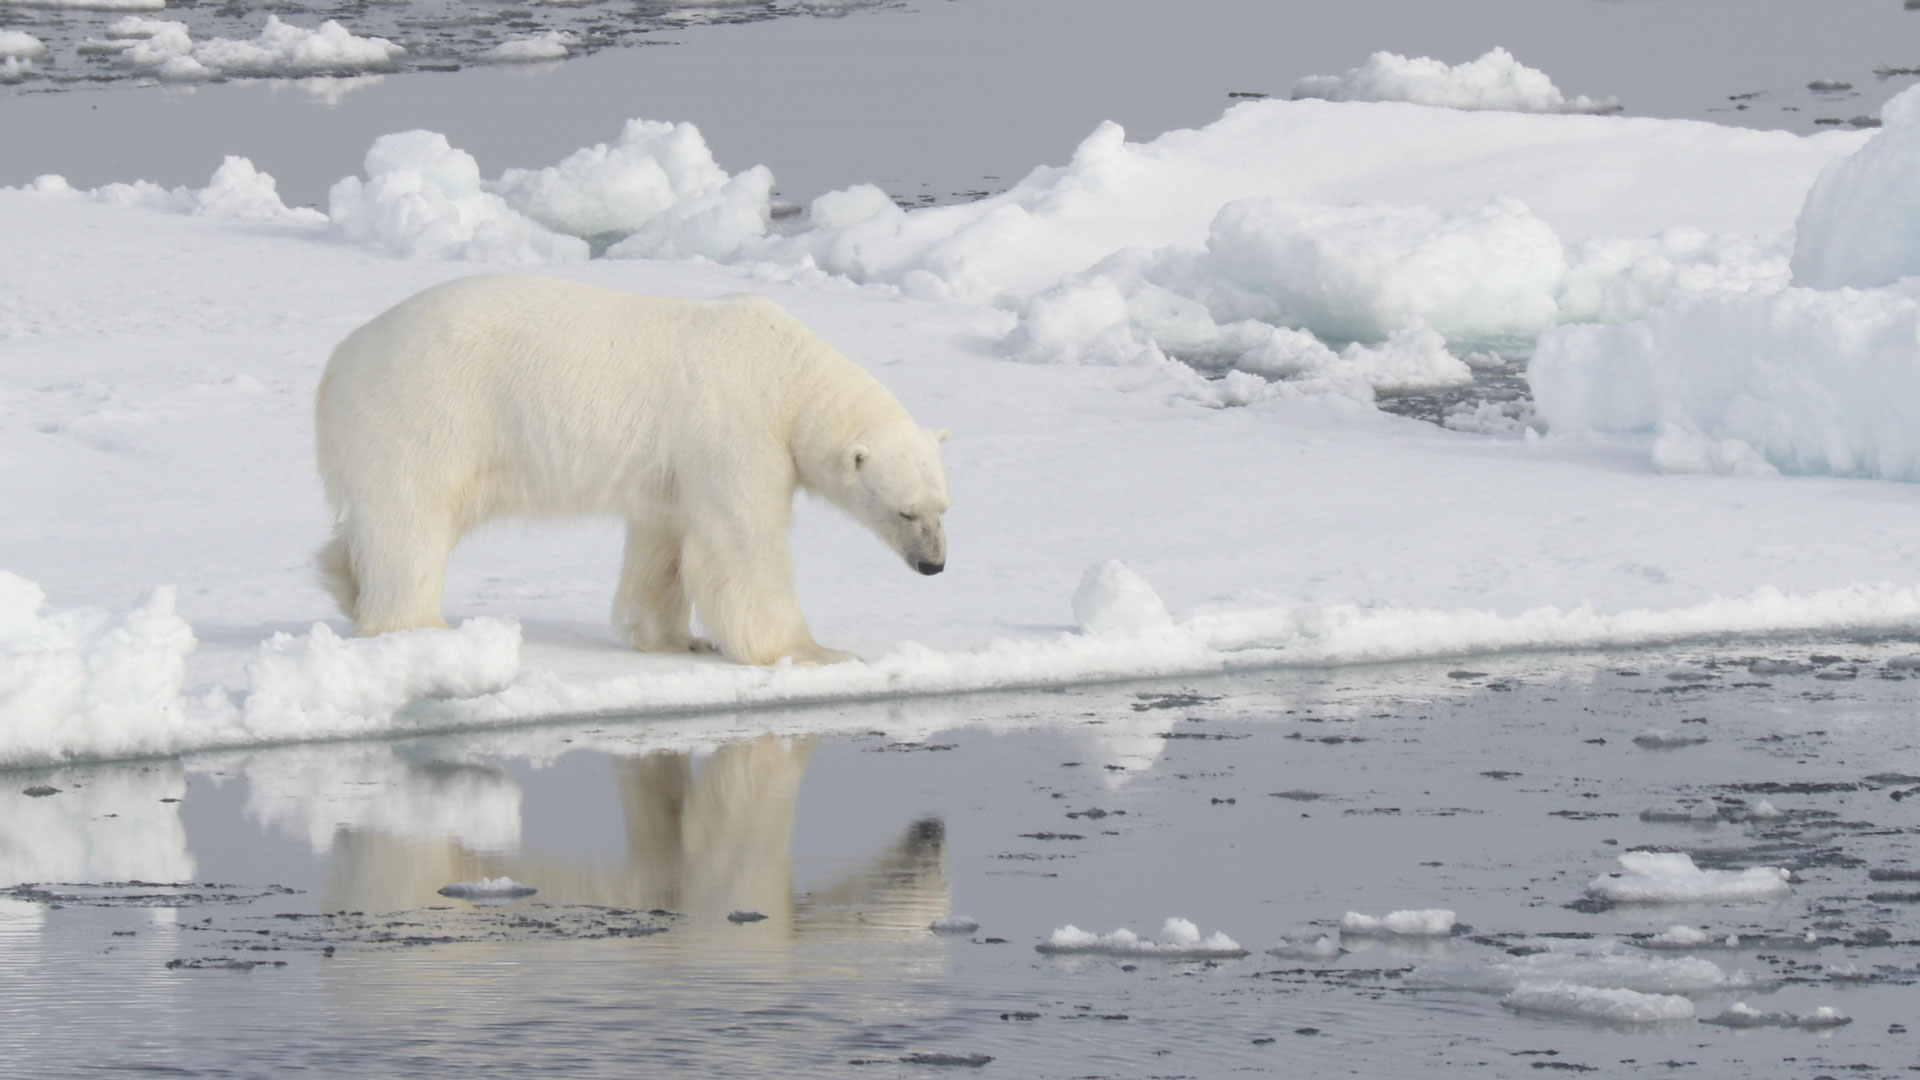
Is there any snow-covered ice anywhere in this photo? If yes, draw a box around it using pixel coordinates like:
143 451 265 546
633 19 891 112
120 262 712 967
1037 917 1247 958
1430 944 1758 996
5 50 1920 763
1502 982 1696 1026
1586 852 1792 905
1338 908 1456 937
1701 1002 1851 1029
104 15 402 82
1291 48 1621 115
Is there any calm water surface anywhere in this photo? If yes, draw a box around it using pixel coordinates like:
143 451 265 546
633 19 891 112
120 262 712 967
5 642 1919 1077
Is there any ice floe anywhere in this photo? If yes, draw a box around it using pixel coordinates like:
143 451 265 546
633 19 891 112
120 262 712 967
1291 47 1621 115
1587 852 1792 905
1339 908 1456 937
1701 1002 1851 1029
1502 982 1696 1025
1037 917 1247 958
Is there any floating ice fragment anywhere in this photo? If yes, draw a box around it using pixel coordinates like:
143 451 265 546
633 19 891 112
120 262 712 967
1887 654 1920 670
1642 925 1712 948
1639 803 1720 823
1037 916 1246 958
1633 728 1708 749
726 910 768 923
1290 47 1621 114
1340 909 1456 937
1267 934 1342 961
1749 658 1814 675
437 876 536 899
900 1053 993 1067
1503 981 1696 1025
1587 851 1791 904
930 915 980 934
1750 799 1783 820
1702 1002 1851 1028
1430 947 1755 995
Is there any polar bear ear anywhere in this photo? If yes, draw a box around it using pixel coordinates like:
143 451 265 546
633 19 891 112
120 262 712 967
931 428 952 443
849 443 870 471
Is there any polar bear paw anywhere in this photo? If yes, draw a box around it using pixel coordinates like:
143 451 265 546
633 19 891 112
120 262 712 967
787 644 857 666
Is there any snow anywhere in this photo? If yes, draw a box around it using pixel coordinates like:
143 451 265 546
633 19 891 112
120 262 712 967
106 15 402 81
8 60 1920 762
1291 48 1621 116
1586 852 1792 905
1339 909 1456 937
437 876 538 899
1072 560 1173 636
1037 917 1247 958
1503 982 1695 1025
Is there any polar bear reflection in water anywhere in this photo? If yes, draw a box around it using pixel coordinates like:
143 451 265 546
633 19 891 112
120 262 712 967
312 735 952 946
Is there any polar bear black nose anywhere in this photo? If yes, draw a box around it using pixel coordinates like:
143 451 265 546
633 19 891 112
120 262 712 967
916 560 944 576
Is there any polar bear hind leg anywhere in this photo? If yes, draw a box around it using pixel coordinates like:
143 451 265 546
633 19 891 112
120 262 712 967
338 495 460 635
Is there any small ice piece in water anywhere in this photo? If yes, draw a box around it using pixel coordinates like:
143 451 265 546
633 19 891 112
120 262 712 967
1827 962 1865 980
1638 802 1719 823
1340 909 1456 936
1503 981 1696 1025
1587 851 1791 904
1267 934 1342 961
1642 924 1712 949
1702 1002 1851 1028
1072 559 1173 636
1750 799 1783 820
1886 654 1920 670
437 876 536 899
727 910 768 923
930 915 980 934
1037 916 1247 958
1749 658 1814 675
1633 728 1708 749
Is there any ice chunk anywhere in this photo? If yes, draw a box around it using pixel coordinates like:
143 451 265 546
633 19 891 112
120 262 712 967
0 573 198 767
930 915 979 934
326 130 589 262
1340 909 1456 936
1642 925 1713 949
1291 48 1620 115
1267 934 1342 961
1503 981 1695 1025
1203 195 1567 346
1434 946 1755 995
1587 851 1791 904
1632 728 1709 749
437 876 536 899
490 118 746 239
1702 1002 1851 1028
114 15 402 80
1750 799 1783 820
481 31 577 63
1037 916 1246 958
1073 560 1173 636
1793 85 1920 289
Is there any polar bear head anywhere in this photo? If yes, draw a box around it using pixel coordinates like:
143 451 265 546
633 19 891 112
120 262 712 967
843 422 952 575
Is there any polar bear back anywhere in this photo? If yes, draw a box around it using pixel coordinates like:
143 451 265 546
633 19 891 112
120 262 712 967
316 274 873 521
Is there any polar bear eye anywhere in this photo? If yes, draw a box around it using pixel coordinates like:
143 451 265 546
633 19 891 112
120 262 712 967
899 511 916 521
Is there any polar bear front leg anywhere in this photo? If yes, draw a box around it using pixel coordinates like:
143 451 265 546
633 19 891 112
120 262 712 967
614 515 718 655
680 510 851 666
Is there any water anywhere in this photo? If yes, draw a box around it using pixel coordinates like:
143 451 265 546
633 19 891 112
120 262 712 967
6 641 1919 1077
4 0 1918 208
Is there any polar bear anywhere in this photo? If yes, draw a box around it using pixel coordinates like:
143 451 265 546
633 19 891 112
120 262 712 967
314 274 950 666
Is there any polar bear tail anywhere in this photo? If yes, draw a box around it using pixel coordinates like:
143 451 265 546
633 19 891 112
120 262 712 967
316 528 359 618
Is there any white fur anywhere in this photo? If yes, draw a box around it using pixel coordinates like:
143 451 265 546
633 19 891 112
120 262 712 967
315 274 950 665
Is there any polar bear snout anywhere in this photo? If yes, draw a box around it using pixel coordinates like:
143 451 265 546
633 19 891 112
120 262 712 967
916 559 945 576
